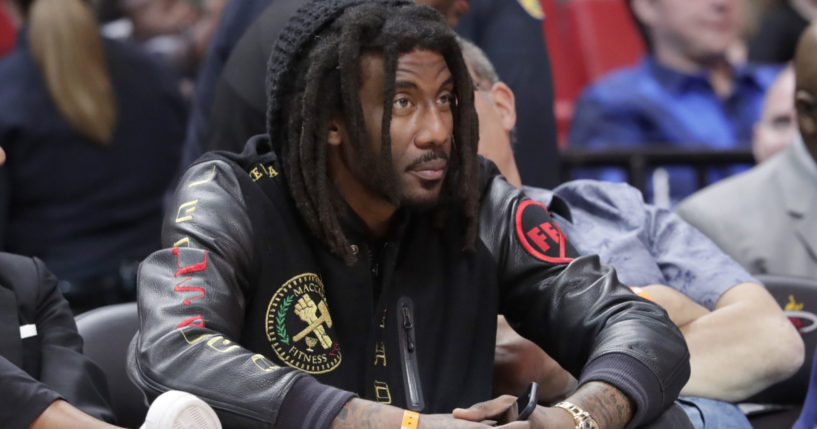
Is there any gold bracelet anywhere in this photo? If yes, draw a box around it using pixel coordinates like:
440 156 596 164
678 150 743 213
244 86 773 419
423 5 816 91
554 401 599 429
401 409 420 429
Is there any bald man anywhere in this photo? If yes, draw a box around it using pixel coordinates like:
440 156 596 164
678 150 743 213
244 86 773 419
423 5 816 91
677 23 817 279
459 38 803 429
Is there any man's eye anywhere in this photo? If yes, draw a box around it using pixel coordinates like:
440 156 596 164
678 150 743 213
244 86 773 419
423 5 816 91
438 93 456 106
394 97 412 109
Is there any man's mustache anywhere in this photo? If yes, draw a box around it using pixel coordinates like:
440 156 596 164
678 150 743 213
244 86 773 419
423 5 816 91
407 151 450 170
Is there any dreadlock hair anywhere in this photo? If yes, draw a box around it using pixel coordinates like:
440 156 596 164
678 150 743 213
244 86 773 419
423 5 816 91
266 0 480 266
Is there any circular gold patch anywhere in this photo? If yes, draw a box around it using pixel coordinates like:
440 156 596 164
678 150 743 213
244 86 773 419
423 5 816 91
265 273 342 374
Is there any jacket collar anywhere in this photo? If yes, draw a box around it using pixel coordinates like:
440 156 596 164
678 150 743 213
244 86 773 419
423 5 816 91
337 194 411 250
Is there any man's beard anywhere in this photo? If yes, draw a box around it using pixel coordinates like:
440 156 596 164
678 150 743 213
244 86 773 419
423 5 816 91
351 145 449 211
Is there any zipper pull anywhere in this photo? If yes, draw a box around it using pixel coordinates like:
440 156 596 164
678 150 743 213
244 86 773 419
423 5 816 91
402 304 415 351
396 296 424 411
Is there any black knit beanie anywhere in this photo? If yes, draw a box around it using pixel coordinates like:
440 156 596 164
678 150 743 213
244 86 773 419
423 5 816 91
265 0 414 153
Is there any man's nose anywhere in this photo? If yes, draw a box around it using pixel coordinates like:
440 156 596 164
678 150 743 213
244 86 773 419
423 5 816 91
415 105 451 148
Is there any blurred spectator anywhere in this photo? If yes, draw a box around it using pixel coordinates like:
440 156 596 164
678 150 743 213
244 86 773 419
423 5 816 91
749 0 815 64
676 22 817 279
753 64 797 162
94 0 126 24
462 37 801 429
178 0 272 169
455 0 560 188
0 0 186 312
102 0 227 93
569 0 780 204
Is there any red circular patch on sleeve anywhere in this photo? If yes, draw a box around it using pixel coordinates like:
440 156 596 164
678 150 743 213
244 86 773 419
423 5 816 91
515 200 574 264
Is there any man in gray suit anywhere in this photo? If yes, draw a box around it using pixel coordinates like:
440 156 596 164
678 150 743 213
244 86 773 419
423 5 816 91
676 23 817 279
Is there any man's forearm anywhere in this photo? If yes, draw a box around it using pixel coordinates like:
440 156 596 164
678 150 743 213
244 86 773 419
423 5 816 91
330 399 489 429
641 285 709 327
677 283 804 401
29 400 122 429
563 381 633 429
329 399 402 429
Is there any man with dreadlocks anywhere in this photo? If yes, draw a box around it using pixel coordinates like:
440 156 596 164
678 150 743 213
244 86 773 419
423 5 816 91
128 1 689 428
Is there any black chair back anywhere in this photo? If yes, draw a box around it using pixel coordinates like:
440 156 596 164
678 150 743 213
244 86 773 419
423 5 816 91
746 274 817 405
75 302 147 428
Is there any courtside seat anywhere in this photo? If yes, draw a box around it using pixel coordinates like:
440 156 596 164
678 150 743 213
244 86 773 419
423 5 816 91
76 302 148 428
739 274 817 428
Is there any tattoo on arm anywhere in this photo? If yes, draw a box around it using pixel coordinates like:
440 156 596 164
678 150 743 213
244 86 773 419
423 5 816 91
329 399 399 429
330 399 484 429
567 381 633 429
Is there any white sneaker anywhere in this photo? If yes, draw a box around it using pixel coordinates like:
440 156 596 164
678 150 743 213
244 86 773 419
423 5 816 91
140 390 222 429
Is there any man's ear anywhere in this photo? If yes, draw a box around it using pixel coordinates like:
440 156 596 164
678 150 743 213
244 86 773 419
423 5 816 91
795 90 817 137
327 115 345 147
489 82 517 133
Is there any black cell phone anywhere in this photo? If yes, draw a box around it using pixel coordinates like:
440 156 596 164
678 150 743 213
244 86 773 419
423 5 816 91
514 381 538 420
491 381 539 425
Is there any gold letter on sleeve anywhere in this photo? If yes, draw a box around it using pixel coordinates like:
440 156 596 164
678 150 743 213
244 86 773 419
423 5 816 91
252 354 280 372
374 381 392 404
175 200 199 223
188 165 217 188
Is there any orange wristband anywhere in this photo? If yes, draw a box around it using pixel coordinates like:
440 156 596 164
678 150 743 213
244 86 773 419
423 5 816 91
401 410 420 429
630 286 653 301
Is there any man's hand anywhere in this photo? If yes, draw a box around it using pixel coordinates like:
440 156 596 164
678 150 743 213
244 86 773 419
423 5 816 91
453 395 574 428
455 382 633 429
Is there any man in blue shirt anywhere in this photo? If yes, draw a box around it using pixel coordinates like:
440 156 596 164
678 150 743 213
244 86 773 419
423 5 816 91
459 38 803 428
568 0 780 203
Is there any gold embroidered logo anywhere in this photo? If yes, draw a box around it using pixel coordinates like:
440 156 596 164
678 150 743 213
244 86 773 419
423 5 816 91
249 162 279 182
266 273 342 374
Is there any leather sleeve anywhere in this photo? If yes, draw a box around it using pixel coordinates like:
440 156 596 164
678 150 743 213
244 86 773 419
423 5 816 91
479 174 690 428
129 160 350 429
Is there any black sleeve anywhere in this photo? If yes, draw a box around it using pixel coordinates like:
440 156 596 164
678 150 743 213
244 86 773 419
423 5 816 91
479 173 690 428
129 160 353 429
0 355 62 429
30 257 116 423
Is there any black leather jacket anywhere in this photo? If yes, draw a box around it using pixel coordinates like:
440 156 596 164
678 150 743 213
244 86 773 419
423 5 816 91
128 136 689 429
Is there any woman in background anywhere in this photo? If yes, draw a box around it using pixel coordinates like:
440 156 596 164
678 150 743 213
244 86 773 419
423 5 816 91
0 0 186 313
